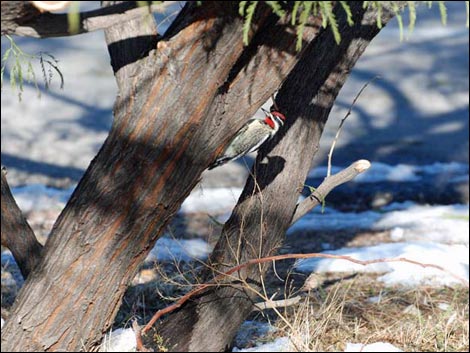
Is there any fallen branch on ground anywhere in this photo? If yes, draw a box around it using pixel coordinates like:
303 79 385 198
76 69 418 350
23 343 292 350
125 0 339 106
253 295 302 311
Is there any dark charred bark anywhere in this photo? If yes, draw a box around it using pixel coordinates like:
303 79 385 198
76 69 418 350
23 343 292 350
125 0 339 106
153 3 397 352
1 168 42 279
1 1 323 351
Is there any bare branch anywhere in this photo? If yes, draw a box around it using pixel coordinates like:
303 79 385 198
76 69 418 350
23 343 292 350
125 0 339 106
253 295 302 311
142 251 468 335
327 76 379 177
291 159 371 225
1 166 43 279
133 320 151 352
1 1 173 38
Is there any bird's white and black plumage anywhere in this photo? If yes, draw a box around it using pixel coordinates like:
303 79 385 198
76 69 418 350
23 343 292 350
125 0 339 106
208 109 286 170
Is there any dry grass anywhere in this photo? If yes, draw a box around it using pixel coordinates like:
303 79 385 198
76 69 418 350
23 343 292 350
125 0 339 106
270 273 469 352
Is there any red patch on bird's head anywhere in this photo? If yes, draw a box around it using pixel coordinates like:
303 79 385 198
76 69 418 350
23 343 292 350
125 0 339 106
271 111 286 121
264 116 275 129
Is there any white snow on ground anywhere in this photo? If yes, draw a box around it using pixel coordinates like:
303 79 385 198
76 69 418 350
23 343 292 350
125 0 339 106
146 237 213 263
344 342 403 352
233 337 291 352
295 242 469 286
100 328 136 352
293 202 469 286
179 187 243 214
308 162 469 183
11 184 73 212
376 204 469 244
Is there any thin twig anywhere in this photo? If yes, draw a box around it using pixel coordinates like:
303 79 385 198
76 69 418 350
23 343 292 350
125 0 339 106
326 76 379 177
142 252 468 334
133 320 151 352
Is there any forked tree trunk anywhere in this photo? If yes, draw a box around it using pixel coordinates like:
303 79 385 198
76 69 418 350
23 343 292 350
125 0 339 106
1 1 324 351
153 3 397 352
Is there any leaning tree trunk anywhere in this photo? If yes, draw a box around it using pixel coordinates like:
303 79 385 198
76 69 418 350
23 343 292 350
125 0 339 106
1 1 323 351
1 168 42 279
153 3 398 352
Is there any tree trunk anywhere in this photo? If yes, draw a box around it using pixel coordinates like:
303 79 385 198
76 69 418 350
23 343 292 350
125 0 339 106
1 168 42 279
154 3 397 352
1 2 322 351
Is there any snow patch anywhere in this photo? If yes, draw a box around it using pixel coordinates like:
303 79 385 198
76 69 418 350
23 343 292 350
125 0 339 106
233 337 291 352
146 237 213 263
180 187 243 214
100 328 136 352
296 242 469 286
11 184 73 213
374 204 469 244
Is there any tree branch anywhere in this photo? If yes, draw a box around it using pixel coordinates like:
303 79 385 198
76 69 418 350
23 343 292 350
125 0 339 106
1 1 172 38
0 167 42 279
154 3 401 351
291 160 371 225
252 295 302 311
142 252 468 336
327 76 379 177
2 2 295 350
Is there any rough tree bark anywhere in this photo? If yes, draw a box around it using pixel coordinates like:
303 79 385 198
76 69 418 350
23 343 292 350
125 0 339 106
153 3 398 352
1 1 323 351
1 168 42 279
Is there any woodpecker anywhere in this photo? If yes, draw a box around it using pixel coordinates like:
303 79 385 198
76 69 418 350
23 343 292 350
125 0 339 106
208 107 286 170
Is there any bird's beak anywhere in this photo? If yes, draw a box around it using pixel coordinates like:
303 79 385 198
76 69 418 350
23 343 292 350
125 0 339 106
261 107 269 115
